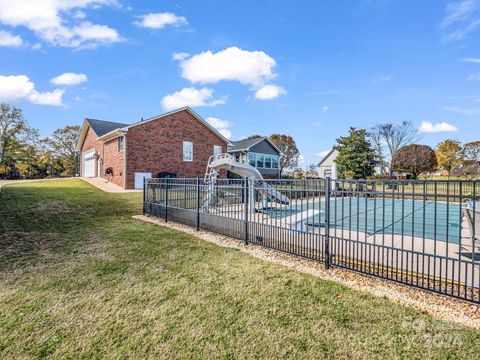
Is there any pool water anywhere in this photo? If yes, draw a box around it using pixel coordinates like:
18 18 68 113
261 197 462 243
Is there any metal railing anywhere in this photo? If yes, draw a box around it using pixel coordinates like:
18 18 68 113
144 177 480 302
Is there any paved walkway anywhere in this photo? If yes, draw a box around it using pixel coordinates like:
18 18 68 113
80 177 140 193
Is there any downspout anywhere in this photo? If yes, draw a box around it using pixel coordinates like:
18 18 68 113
123 134 127 189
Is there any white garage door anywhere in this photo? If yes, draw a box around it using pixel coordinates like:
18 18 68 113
83 150 96 177
134 172 152 189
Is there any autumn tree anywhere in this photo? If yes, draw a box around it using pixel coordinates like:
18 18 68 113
393 144 437 179
463 141 480 164
44 125 81 176
0 103 40 174
334 127 376 179
436 139 463 177
368 120 419 175
269 134 300 177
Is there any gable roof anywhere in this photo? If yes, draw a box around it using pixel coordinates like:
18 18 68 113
85 118 129 137
228 136 281 154
76 107 231 151
317 148 338 166
125 107 231 145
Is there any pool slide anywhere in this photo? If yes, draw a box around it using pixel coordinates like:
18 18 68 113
204 154 290 209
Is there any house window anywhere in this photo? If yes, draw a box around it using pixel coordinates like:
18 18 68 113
272 156 279 169
256 154 264 168
264 155 272 168
183 141 193 162
248 153 256 167
118 136 124 152
213 145 222 156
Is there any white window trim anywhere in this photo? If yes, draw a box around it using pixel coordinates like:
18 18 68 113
183 141 193 162
213 145 222 156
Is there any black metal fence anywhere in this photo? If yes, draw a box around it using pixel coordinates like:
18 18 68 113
144 177 480 302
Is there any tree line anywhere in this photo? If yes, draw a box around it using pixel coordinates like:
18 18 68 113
332 121 479 179
0 103 80 179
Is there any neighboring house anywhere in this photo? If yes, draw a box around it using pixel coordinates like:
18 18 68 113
318 148 386 179
76 107 230 189
227 136 281 179
317 149 339 178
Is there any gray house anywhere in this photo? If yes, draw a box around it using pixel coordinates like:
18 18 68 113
227 136 281 178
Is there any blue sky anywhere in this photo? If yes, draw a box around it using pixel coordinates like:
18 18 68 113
0 0 479 167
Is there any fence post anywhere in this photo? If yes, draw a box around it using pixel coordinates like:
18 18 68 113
324 176 331 269
244 177 249 245
165 178 169 223
196 176 200 231
143 176 146 215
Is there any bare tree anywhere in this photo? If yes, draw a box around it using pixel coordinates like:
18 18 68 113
368 121 419 176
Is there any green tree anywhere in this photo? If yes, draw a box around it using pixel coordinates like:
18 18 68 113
436 139 463 177
393 144 437 179
333 127 376 179
269 134 300 177
45 125 81 176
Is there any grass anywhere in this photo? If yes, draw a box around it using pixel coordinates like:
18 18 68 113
1 179 480 359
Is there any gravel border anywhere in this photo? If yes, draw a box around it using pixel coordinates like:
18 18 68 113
133 215 480 329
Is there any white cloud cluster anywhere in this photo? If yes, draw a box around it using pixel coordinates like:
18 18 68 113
440 0 480 41
254 84 287 100
0 0 122 49
0 29 22 47
419 121 458 133
0 75 64 106
135 12 188 29
50 72 88 86
161 87 225 111
206 117 232 139
179 47 277 87
175 47 286 101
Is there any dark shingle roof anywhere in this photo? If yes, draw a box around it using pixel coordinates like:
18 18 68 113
85 118 129 137
228 136 265 152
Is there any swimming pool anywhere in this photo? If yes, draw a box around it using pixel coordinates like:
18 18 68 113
261 197 462 243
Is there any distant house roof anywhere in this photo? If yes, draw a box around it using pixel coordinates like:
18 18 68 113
228 136 281 154
317 149 338 166
85 118 129 137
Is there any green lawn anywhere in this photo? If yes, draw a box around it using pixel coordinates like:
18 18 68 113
1 179 479 359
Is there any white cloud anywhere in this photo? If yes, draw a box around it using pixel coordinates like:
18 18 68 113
419 121 458 133
161 87 225 111
373 75 392 82
440 0 480 41
460 57 480 63
179 47 278 87
206 117 231 129
206 117 232 139
321 105 329 112
0 0 122 49
50 72 88 86
218 128 232 139
316 150 331 158
0 75 64 106
0 29 22 47
135 12 188 29
467 72 480 80
442 106 480 115
172 52 190 61
254 84 286 100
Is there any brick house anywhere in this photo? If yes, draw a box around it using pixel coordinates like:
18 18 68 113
76 107 230 189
